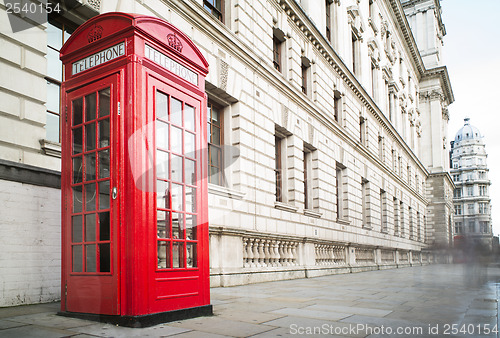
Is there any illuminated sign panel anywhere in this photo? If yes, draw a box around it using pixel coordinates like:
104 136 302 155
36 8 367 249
145 44 198 86
72 42 125 75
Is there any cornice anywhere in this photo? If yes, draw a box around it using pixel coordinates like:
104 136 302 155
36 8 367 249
421 66 454 105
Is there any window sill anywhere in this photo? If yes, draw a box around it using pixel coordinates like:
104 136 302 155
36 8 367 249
208 183 245 200
304 209 322 218
274 201 299 213
40 139 61 158
336 218 350 225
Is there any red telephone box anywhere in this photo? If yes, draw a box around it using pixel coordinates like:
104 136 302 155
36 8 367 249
59 12 211 326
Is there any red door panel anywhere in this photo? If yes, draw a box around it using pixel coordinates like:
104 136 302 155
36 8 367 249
148 75 208 312
63 74 120 315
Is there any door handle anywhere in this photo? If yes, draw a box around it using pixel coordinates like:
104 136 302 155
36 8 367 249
112 187 118 200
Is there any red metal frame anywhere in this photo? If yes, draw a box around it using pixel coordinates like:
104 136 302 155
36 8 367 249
60 12 209 318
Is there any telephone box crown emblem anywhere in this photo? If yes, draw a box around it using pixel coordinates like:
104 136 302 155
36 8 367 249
167 33 183 53
87 24 103 43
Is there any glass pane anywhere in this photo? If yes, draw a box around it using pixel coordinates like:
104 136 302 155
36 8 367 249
47 22 63 50
185 104 195 131
210 165 220 185
210 145 221 167
73 127 82 154
46 81 60 113
172 213 184 239
98 88 110 117
98 150 110 179
85 93 96 121
99 212 110 241
47 47 62 81
72 215 83 242
173 242 184 268
207 122 211 143
72 98 83 126
186 214 197 240
185 132 195 158
171 183 183 211
156 91 168 120
187 243 197 268
157 241 170 269
157 180 169 209
98 181 110 210
99 243 111 272
156 150 169 179
85 214 96 241
72 156 82 184
72 245 83 272
156 121 169 150
157 210 170 238
212 125 220 145
46 112 60 143
171 97 182 126
171 126 182 154
85 123 96 151
85 244 96 272
73 186 83 213
171 155 183 183
85 153 96 181
211 105 220 125
85 183 96 211
186 159 196 185
98 119 110 148
186 186 196 213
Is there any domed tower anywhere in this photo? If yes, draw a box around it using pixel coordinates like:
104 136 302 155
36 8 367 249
450 118 492 249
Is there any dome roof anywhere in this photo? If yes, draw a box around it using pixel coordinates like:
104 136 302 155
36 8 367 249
454 118 482 142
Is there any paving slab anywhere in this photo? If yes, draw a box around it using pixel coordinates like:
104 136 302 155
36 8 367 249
0 264 498 337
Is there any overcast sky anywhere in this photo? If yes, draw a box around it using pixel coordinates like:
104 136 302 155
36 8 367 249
441 0 500 235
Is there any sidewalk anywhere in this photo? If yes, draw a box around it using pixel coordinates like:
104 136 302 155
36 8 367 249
0 264 498 337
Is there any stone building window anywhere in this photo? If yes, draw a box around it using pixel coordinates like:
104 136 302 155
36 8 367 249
203 0 223 22
303 143 316 210
393 197 399 235
333 90 342 123
208 101 224 185
361 178 369 228
301 57 311 96
351 31 360 75
336 162 346 220
46 20 74 143
273 28 285 73
468 221 475 233
480 221 489 233
454 204 462 215
380 189 387 232
479 202 487 214
467 203 474 214
326 0 332 42
479 185 487 196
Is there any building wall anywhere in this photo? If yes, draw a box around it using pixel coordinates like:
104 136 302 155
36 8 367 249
0 177 60 306
0 0 452 305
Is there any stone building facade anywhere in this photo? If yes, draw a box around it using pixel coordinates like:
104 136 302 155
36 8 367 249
450 118 493 249
0 0 453 306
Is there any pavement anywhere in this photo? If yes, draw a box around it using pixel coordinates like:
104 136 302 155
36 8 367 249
0 264 499 337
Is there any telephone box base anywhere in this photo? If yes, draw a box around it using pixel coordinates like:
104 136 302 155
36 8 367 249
57 305 213 328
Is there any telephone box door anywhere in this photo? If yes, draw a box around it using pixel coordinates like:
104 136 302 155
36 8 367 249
149 75 209 312
63 74 120 315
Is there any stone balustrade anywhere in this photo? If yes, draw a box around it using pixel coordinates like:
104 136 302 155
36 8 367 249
314 244 347 265
380 249 395 263
242 237 298 268
355 248 375 264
